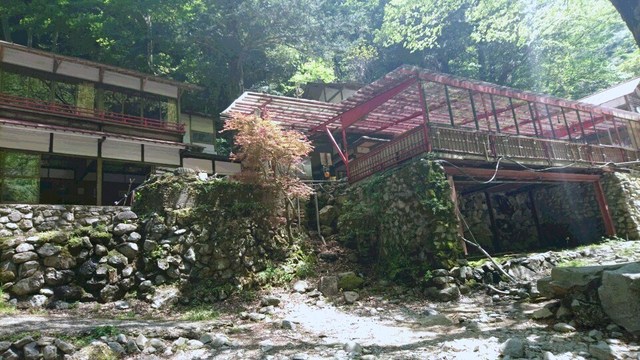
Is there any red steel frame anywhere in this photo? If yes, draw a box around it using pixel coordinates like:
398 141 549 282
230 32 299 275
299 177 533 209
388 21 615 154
0 91 185 134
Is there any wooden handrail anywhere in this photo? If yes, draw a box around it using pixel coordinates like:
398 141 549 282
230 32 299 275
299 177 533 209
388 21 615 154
0 92 185 134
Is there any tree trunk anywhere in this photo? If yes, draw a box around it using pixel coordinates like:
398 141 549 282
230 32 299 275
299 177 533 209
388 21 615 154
1 15 12 42
144 13 155 74
610 0 640 48
229 54 245 97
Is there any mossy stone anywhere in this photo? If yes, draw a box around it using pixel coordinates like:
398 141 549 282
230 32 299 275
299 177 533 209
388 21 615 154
338 272 364 290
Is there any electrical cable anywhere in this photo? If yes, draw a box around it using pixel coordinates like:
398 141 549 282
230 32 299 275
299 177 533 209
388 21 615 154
433 157 503 184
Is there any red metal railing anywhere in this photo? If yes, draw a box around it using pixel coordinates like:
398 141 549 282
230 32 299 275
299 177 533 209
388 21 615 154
0 92 185 134
349 124 640 183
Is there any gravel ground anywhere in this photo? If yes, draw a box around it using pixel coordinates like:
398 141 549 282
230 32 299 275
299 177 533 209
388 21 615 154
2 240 640 359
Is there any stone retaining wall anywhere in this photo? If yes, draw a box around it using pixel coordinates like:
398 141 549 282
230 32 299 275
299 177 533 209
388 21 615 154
0 172 286 306
337 157 462 279
602 171 640 239
0 204 128 238
460 182 604 253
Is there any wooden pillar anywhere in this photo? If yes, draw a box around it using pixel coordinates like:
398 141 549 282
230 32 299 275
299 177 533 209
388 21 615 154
594 180 616 237
447 175 468 255
484 192 502 253
96 158 103 206
528 190 543 247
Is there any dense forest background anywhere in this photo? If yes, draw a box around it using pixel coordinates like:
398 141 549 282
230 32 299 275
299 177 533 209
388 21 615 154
1 0 639 122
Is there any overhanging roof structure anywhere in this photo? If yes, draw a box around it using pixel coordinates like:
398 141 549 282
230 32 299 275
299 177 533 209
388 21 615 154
0 41 203 98
222 65 640 141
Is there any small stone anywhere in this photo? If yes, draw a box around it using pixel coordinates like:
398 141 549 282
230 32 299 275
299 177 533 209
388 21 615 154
13 336 33 349
15 243 35 253
117 242 139 260
135 334 148 349
54 338 76 354
113 223 137 235
149 338 165 349
292 353 309 360
589 329 604 340
248 312 266 321
343 291 359 304
318 276 339 297
174 229 187 235
281 320 296 330
0 342 11 352
37 337 55 346
532 307 554 319
28 294 48 308
94 244 108 256
292 280 309 293
42 344 58 360
500 338 525 358
542 351 556 360
116 334 128 344
2 348 19 360
187 339 204 349
343 341 362 355
207 334 229 348
12 251 38 264
553 322 576 333
115 300 130 310
116 210 138 221
259 339 274 352
107 341 126 355
126 339 140 354
23 342 39 360
589 341 615 360
261 296 281 307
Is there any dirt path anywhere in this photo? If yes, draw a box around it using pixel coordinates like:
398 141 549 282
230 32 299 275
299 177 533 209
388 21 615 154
2 240 640 359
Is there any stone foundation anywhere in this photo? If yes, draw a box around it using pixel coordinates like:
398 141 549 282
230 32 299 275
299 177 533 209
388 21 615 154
337 157 462 281
0 204 126 238
602 171 640 239
0 171 287 306
460 182 605 253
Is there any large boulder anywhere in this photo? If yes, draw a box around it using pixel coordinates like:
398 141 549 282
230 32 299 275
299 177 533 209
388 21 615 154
10 272 44 296
598 262 640 335
542 264 624 298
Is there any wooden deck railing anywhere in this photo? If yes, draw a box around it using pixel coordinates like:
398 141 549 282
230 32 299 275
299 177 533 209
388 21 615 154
349 124 639 183
0 92 185 134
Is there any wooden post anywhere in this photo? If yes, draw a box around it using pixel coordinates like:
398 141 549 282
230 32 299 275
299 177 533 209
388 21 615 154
593 180 616 237
484 192 502 253
448 175 468 255
528 190 544 247
96 158 103 206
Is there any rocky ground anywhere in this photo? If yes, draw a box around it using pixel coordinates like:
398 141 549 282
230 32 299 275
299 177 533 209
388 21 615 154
2 239 640 360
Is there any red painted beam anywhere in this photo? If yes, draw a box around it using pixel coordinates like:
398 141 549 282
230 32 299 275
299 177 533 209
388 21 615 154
324 127 347 165
594 180 616 236
309 77 418 134
443 166 601 182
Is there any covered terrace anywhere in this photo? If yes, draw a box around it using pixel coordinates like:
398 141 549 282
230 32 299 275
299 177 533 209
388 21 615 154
223 65 640 240
223 65 640 183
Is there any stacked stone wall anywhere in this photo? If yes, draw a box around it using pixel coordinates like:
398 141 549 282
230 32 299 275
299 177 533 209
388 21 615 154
460 182 604 253
0 204 126 238
602 171 640 239
0 172 285 306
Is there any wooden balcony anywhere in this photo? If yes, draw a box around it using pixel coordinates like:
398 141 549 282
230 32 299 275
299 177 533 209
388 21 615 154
0 92 185 135
349 125 639 183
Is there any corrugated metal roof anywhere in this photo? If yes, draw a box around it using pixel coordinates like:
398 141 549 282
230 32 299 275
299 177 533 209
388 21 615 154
580 77 640 106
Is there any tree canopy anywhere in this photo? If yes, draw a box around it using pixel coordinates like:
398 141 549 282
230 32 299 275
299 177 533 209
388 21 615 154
1 0 639 118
